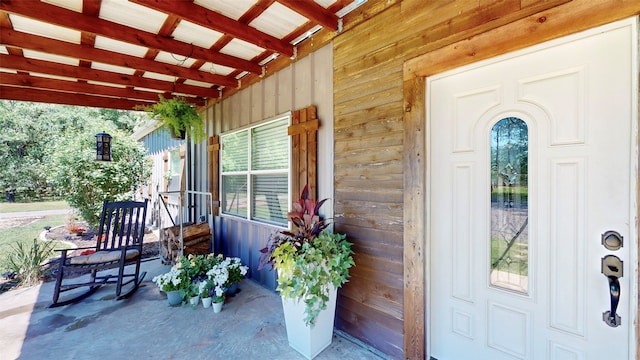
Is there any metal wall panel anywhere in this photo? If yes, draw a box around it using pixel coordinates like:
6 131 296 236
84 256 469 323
201 43 335 290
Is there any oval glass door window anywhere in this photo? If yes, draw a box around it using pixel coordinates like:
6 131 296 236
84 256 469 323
490 117 529 294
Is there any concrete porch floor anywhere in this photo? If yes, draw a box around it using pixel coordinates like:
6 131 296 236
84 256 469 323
0 258 388 360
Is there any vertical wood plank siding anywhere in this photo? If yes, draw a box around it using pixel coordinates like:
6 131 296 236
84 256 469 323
201 44 334 292
334 0 640 358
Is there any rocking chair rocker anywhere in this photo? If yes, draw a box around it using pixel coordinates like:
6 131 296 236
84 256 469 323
50 199 148 307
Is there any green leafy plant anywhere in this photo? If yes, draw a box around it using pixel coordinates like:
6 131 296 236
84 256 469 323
198 278 215 298
259 185 354 326
139 95 205 143
151 266 190 292
4 239 56 286
184 281 201 307
179 253 212 281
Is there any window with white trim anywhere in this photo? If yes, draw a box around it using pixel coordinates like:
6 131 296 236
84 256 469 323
220 115 290 225
167 147 181 190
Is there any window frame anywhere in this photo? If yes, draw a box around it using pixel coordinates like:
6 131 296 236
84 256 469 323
166 146 182 193
219 113 291 227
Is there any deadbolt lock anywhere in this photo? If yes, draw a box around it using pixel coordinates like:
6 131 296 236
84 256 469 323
602 230 623 251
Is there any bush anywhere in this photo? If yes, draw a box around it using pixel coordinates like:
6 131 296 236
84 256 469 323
3 239 56 286
48 127 151 228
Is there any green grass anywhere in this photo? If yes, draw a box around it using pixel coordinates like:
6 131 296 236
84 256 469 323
491 186 528 203
491 239 528 276
0 214 69 273
0 200 69 213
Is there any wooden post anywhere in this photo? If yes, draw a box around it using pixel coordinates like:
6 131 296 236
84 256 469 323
207 135 220 215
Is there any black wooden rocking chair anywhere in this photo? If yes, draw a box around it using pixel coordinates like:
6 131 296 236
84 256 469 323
50 199 148 307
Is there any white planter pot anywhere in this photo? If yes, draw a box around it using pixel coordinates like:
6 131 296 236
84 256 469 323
201 297 212 308
212 301 223 313
281 284 337 360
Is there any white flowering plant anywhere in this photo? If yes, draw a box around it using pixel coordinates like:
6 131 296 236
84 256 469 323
180 253 221 283
206 261 229 288
212 285 226 303
224 256 249 286
152 266 189 292
205 267 227 303
204 256 248 302
198 279 215 299
155 253 249 303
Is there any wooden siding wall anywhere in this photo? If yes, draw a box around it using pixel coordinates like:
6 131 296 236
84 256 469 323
199 44 334 290
333 0 640 358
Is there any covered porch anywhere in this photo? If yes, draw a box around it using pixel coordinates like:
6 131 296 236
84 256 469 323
0 257 387 359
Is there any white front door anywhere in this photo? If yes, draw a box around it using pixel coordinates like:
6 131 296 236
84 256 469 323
427 19 637 360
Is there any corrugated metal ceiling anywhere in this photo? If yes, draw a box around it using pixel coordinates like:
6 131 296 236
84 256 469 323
0 0 366 109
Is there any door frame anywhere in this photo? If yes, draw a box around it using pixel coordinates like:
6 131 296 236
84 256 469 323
400 3 640 358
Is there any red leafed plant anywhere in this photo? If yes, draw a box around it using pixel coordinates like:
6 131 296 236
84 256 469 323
258 185 329 270
66 224 86 235
282 185 328 244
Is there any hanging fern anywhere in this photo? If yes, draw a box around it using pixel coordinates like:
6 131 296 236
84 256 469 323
140 95 206 143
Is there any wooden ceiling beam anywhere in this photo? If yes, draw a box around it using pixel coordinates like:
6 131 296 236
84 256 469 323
1 29 238 87
0 54 217 99
131 0 295 57
277 0 339 31
0 12 22 57
81 0 101 17
0 72 209 105
78 1 98 71
0 86 151 110
0 0 360 108
0 0 262 74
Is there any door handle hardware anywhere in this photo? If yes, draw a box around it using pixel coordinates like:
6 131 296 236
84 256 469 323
601 255 622 327
602 231 623 251
601 255 623 278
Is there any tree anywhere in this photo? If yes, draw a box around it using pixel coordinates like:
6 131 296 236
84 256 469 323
0 101 69 199
48 124 151 228
98 108 145 133
0 101 149 202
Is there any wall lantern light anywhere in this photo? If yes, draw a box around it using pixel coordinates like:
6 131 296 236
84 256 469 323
95 132 112 161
